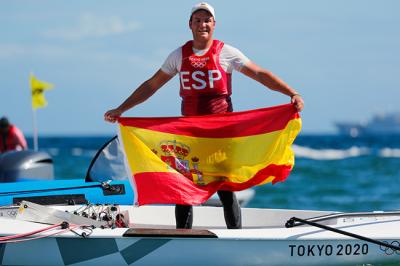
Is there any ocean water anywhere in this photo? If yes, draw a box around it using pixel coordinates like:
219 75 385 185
30 135 400 212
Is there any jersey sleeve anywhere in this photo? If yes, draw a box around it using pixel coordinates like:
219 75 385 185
221 44 251 73
160 48 182 76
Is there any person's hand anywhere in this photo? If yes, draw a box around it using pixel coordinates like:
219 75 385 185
104 108 123 123
291 94 304 112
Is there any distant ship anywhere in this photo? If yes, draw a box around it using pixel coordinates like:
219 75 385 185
335 112 400 137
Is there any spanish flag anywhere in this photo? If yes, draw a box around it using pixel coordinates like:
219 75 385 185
119 104 301 206
30 73 54 110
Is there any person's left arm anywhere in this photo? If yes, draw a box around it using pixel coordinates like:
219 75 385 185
240 62 304 112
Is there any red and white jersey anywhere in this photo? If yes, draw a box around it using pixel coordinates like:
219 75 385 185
161 40 250 116
179 40 230 97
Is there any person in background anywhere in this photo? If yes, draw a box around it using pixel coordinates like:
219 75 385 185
0 117 28 153
104 2 304 229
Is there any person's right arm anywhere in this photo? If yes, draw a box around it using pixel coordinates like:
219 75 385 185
104 69 173 123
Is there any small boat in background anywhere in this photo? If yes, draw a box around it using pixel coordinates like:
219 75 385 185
335 112 400 137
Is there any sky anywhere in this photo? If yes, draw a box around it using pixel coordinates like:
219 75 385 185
1 0 399 136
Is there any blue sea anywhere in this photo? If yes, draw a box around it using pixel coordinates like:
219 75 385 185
29 135 400 212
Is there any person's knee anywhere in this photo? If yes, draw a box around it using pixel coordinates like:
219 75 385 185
217 190 237 206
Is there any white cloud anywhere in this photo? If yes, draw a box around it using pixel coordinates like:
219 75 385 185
0 42 161 71
0 44 27 58
0 43 74 59
43 13 141 40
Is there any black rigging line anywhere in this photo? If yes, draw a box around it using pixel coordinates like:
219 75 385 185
286 216 400 251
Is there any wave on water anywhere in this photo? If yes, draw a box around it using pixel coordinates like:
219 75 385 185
47 148 59 156
294 145 400 160
293 145 370 160
378 148 400 158
44 144 400 161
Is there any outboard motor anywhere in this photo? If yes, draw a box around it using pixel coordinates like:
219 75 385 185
0 150 54 182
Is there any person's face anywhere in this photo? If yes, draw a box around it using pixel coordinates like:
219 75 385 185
189 10 215 42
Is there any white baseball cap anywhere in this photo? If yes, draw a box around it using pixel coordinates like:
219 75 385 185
190 2 215 19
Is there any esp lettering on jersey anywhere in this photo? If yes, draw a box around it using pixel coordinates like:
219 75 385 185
179 40 232 97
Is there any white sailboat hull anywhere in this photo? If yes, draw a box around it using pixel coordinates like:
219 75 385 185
0 205 399 265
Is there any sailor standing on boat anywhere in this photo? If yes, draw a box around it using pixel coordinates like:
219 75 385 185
104 2 304 229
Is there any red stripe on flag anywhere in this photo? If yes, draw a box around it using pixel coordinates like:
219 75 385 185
134 172 219 206
133 164 292 205
218 164 292 190
119 104 299 138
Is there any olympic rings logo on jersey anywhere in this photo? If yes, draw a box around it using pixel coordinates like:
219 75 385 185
191 61 206 68
189 56 209 68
